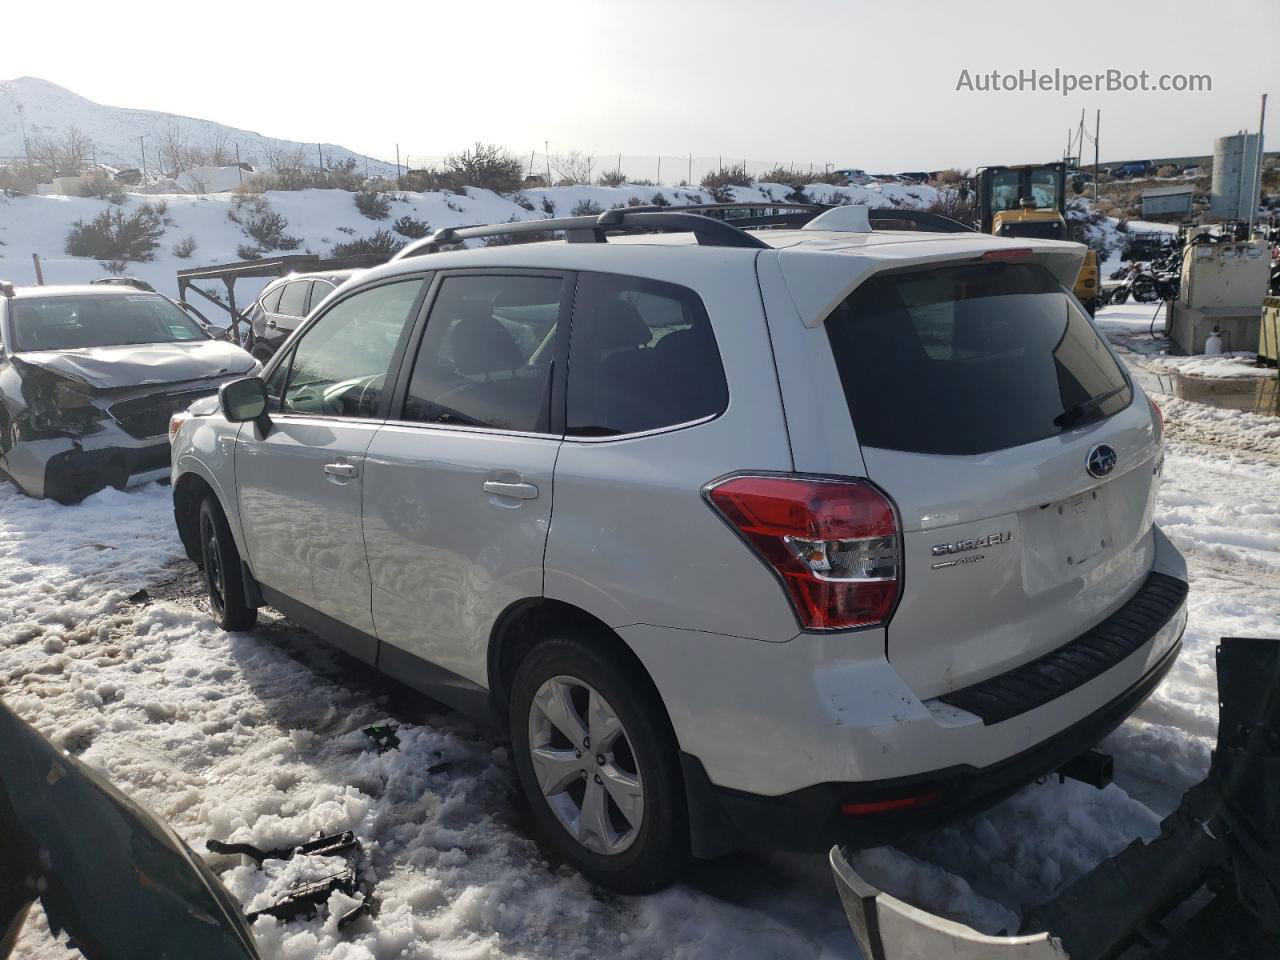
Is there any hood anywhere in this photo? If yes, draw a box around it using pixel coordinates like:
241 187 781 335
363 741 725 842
14 340 257 390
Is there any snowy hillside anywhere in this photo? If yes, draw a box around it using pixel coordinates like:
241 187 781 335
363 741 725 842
0 77 395 177
0 178 940 303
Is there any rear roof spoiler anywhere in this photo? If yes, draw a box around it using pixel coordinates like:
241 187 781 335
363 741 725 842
778 240 1087 327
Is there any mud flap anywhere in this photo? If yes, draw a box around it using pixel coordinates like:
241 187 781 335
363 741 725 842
829 846 1068 960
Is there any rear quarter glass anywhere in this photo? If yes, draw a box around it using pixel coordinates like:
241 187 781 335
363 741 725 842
824 262 1130 456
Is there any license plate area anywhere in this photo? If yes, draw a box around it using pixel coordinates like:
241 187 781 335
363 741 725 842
1021 487 1115 592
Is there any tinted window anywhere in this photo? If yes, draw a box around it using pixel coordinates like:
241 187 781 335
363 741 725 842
12 294 207 351
401 275 561 432
261 285 284 313
277 281 309 318
826 262 1131 456
280 280 423 418
567 273 727 436
308 281 336 311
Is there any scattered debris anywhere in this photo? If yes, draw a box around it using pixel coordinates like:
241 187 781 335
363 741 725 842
125 588 149 605
206 830 374 932
207 830 358 865
362 723 400 754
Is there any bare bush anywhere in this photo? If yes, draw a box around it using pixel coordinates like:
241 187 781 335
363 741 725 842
650 192 670 207
552 151 593 185
237 244 265 260
570 199 604 217
172 235 198 258
31 127 91 178
228 195 299 250
926 189 974 225
597 169 627 187
444 143 524 193
65 206 165 262
541 196 556 215
355 189 392 220
78 172 119 199
392 215 431 239
700 163 752 202
331 229 406 258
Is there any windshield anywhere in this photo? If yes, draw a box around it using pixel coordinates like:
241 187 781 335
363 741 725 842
826 262 1131 455
12 294 208 352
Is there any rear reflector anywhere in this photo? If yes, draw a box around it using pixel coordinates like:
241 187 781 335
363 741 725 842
980 248 1033 261
704 475 900 631
840 792 942 816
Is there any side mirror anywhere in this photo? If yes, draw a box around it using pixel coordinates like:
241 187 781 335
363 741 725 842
219 377 268 424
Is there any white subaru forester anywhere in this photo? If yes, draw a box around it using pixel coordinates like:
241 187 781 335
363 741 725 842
170 204 1188 892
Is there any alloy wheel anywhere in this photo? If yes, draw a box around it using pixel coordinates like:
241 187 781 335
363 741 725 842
526 675 644 855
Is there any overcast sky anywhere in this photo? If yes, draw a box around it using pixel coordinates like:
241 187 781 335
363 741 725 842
6 0 1278 172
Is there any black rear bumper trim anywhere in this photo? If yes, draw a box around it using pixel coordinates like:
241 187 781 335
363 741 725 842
937 571 1189 724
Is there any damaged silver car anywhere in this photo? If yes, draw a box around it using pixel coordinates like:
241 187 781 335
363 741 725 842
0 281 259 503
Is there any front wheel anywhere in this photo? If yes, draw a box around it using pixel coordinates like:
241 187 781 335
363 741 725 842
509 636 687 892
198 497 257 631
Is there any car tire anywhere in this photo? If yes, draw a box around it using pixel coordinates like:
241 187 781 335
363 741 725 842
198 496 257 632
509 635 688 893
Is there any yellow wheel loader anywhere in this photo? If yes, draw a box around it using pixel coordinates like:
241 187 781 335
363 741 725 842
977 162 1101 314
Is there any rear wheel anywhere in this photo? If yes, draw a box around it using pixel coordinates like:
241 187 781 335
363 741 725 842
509 635 687 892
198 496 257 631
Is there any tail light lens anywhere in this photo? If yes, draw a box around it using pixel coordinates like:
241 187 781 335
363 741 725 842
1148 396 1164 441
704 475 900 631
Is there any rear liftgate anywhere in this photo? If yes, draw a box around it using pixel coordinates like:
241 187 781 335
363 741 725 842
831 636 1280 960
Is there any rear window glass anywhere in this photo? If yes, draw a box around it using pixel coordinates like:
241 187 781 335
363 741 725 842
825 262 1131 455
277 281 309 318
567 272 727 436
12 294 207 351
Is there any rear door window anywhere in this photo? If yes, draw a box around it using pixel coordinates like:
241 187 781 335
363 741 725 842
276 281 310 318
825 262 1130 455
400 274 564 433
566 272 727 436
260 285 284 313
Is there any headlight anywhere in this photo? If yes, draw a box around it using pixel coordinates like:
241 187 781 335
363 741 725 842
169 411 192 444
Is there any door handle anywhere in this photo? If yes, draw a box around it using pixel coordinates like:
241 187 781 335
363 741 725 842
483 480 538 500
324 462 358 478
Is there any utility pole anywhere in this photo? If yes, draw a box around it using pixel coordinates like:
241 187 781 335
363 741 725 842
656 156 661 185
395 143 401 187
687 153 691 184
1248 93 1268 237
545 141 551 186
317 143 324 171
140 136 147 182
16 102 35 185
528 149 535 178
236 143 243 185
1093 110 1100 202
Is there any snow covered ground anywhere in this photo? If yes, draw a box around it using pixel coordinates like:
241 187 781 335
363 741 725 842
3 311 1279 959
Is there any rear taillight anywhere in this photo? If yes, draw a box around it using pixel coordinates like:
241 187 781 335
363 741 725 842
704 475 900 631
1148 396 1164 441
980 248 1032 262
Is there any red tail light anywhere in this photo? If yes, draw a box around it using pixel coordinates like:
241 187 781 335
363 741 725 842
704 475 901 631
840 791 942 816
1148 396 1164 440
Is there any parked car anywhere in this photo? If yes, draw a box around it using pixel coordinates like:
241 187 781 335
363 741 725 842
170 207 1187 893
0 282 258 502
242 269 361 362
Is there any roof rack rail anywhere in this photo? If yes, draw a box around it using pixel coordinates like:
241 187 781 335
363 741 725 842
391 208 770 260
91 277 156 292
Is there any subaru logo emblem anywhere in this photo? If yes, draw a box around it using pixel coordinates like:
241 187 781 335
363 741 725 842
1086 443 1117 479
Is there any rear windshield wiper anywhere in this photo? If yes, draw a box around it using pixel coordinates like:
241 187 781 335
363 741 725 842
1053 384 1129 429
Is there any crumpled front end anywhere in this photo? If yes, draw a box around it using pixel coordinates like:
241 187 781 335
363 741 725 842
2 360 224 502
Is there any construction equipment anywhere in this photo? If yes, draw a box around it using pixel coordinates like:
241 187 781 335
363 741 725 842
830 635 1280 960
975 162 1101 313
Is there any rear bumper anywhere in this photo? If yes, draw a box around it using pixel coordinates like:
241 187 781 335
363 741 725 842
625 525 1189 857
691 629 1181 852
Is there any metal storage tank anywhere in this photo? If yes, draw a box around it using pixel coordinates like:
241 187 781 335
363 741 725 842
1210 133 1261 219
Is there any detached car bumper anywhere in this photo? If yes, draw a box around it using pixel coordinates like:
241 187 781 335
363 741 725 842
3 428 172 502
